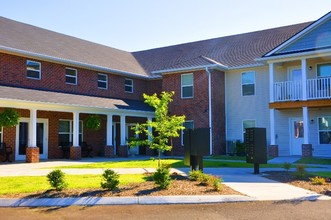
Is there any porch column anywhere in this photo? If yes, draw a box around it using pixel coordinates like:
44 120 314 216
119 115 128 157
26 109 39 163
301 59 307 101
70 111 81 160
302 106 312 157
105 114 115 157
269 62 274 102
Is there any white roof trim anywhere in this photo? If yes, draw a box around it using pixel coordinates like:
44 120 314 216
152 64 226 75
264 11 331 57
0 45 154 79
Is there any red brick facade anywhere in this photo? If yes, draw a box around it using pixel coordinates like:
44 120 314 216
0 53 226 161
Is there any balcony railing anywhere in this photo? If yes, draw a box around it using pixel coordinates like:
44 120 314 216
273 77 331 102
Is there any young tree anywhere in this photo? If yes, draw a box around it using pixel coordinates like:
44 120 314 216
129 91 185 167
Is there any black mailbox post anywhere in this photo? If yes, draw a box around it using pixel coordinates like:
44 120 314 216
184 128 210 171
244 127 267 174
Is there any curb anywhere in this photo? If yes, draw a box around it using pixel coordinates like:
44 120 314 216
0 195 255 207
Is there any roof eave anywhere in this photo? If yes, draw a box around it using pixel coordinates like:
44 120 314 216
151 64 227 75
0 45 153 79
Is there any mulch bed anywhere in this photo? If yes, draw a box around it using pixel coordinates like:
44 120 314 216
263 171 331 196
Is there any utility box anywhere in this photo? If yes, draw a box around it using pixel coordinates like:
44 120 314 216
184 128 210 171
244 127 267 174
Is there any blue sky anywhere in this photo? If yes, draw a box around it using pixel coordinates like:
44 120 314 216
1 0 330 51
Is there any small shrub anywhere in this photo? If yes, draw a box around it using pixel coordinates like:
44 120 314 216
283 162 291 172
294 164 307 179
210 176 223 191
309 176 326 185
101 169 120 191
47 169 68 191
153 166 172 189
189 170 204 181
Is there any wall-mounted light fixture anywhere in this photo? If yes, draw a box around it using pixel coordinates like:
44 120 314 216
310 119 314 124
309 66 313 70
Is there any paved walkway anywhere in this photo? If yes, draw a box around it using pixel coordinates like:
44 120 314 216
0 157 330 206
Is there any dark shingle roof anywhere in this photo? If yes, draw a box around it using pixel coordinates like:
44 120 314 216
133 22 312 72
0 86 153 112
0 17 148 77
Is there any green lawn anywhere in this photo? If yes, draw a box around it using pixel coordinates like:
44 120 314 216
51 158 284 169
0 174 146 196
210 155 246 161
295 158 331 165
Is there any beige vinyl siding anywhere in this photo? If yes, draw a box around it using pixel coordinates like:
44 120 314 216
225 66 270 144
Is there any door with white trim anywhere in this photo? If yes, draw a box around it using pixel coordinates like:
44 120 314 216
290 118 303 155
15 118 48 160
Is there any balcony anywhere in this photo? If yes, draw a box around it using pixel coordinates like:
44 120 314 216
274 77 331 102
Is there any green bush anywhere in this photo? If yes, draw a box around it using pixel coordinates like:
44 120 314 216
309 176 326 185
235 140 245 156
101 169 120 191
283 162 291 172
153 166 172 189
47 169 68 191
189 170 204 181
294 164 307 179
210 175 223 191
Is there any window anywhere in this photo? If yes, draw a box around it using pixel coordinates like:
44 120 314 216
58 120 83 144
98 73 108 89
125 78 133 93
243 119 255 139
181 120 194 145
26 60 41 79
317 63 331 78
318 117 331 144
242 71 255 96
65 68 77 85
181 73 193 98
0 127 2 143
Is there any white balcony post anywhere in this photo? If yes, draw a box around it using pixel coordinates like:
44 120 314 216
72 112 80 147
106 114 113 146
301 59 307 101
120 115 126 145
270 109 276 145
302 107 309 144
29 109 37 147
269 63 274 102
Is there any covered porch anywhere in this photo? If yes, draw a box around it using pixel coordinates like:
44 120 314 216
0 86 154 163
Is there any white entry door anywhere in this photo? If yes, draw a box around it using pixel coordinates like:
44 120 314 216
290 118 303 155
15 118 48 160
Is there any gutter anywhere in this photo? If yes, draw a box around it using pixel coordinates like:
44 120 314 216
152 64 223 75
205 67 213 155
0 46 160 80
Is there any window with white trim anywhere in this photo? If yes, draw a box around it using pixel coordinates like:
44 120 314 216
98 73 108 89
125 78 133 93
65 68 77 85
317 63 331 78
58 120 83 144
181 73 193 98
243 119 255 140
242 71 255 96
318 117 331 144
181 120 194 145
26 60 41 79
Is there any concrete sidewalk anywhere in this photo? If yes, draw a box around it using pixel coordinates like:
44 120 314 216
0 158 330 206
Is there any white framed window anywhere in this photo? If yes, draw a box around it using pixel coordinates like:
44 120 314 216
242 71 255 96
318 117 331 144
243 119 256 140
65 68 77 85
181 73 193 98
98 73 108 89
58 119 83 144
125 78 133 93
181 120 194 145
317 63 331 78
26 60 41 79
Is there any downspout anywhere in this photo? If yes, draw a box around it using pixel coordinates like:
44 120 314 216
205 67 213 155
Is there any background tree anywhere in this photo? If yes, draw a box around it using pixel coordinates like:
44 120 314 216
129 91 185 167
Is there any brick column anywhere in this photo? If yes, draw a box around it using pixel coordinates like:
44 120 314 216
118 145 128 157
70 146 81 160
26 147 39 163
104 145 114 157
268 145 279 157
302 144 313 158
